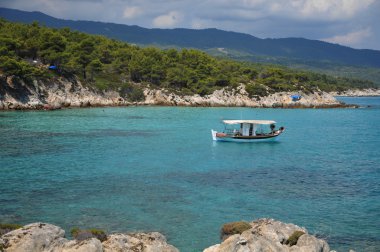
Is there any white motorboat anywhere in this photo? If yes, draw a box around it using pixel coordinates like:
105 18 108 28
211 120 285 142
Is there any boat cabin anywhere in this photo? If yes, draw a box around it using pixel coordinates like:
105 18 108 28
222 120 277 137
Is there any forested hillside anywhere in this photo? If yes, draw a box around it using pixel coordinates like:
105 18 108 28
2 7 380 68
0 19 376 101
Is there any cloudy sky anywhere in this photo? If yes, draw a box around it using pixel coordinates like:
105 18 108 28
1 0 379 50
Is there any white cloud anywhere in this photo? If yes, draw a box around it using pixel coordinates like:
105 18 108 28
1 0 379 49
323 27 372 47
123 6 141 19
292 0 375 20
191 18 205 29
153 11 183 28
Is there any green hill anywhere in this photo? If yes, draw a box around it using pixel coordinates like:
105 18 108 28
1 7 379 86
0 19 376 102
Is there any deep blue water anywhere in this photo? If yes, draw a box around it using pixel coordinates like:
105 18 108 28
0 97 379 251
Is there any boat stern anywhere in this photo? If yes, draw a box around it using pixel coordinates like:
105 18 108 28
211 129 218 141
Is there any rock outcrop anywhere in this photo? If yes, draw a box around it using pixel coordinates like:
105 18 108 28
1 223 66 252
102 232 179 252
204 218 330 252
0 76 129 110
331 88 380 97
0 219 339 251
0 222 178 252
0 75 349 110
143 86 343 108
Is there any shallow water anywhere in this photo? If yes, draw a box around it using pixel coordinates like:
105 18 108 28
0 97 379 251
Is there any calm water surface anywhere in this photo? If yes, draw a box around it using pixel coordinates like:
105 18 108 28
0 97 379 251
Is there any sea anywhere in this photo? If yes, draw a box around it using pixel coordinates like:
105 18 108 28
0 96 379 252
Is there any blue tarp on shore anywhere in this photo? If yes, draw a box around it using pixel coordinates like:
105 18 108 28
291 94 301 101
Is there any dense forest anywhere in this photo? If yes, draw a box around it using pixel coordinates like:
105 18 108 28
0 19 376 101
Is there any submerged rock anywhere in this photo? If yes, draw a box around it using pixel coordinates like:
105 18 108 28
204 218 330 252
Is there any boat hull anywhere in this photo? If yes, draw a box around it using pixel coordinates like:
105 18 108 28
211 130 281 142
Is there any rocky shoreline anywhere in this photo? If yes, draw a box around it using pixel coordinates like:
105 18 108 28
0 218 343 252
330 88 380 97
0 76 360 110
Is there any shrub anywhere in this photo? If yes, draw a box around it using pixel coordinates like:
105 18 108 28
0 223 22 236
245 83 269 98
285 230 305 246
70 227 80 237
128 86 145 102
119 83 145 102
220 221 251 240
70 227 107 242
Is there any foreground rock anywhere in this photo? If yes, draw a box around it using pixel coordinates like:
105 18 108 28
0 222 178 252
204 218 330 252
103 232 178 252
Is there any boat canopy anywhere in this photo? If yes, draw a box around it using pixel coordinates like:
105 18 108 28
223 120 276 125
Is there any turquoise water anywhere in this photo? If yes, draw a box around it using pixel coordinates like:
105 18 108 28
0 97 379 251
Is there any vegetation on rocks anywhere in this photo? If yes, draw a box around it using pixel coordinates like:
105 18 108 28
0 223 22 236
70 227 107 242
285 230 305 246
220 221 252 240
0 18 376 101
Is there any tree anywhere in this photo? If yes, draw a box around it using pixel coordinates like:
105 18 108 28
88 59 103 81
39 30 67 67
76 38 95 79
0 56 22 78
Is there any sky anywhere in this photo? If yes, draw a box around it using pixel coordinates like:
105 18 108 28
1 0 379 50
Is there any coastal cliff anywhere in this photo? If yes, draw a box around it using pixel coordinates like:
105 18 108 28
0 219 336 252
0 76 129 110
0 76 345 110
143 86 342 108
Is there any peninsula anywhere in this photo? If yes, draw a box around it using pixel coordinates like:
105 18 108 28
0 19 377 110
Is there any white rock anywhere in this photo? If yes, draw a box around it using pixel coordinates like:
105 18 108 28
203 218 330 252
1 223 65 252
59 238 103 252
102 232 179 252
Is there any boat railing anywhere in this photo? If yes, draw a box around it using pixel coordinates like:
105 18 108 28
224 128 278 137
224 129 239 136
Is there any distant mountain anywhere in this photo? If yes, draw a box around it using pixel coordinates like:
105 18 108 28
1 7 380 69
